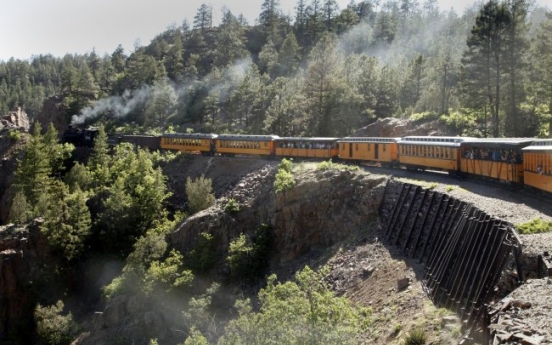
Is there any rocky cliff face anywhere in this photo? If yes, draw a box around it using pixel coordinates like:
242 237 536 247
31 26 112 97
0 220 58 342
169 164 388 276
0 107 30 132
353 117 451 137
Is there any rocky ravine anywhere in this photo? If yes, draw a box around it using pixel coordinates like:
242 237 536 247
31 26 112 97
2 155 552 345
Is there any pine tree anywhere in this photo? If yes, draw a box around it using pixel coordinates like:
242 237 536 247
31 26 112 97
461 0 510 137
503 0 529 136
8 190 31 225
531 11 552 136
41 181 91 262
14 123 55 208
214 10 248 68
303 33 342 136
88 124 111 188
193 4 213 32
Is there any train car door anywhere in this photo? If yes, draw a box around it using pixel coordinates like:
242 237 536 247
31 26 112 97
375 144 379 160
349 143 353 158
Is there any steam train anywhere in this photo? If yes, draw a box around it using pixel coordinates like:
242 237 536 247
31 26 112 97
62 127 552 194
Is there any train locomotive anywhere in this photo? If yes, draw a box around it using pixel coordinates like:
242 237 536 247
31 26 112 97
62 128 552 195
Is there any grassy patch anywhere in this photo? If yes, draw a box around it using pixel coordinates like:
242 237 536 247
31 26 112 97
516 218 552 234
404 327 427 345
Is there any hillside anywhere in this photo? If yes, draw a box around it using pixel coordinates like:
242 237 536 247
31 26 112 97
1 118 552 344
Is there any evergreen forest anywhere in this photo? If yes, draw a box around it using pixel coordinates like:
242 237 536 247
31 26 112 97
2 0 552 138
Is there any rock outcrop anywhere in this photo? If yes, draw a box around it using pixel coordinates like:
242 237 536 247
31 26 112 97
353 117 451 137
169 166 388 272
0 220 57 341
0 107 30 132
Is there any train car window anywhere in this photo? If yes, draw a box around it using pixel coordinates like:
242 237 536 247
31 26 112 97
355 143 359 151
383 145 386 152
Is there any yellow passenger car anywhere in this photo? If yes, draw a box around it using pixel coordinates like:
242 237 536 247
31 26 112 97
398 136 467 172
274 137 339 159
337 137 399 166
160 133 218 155
461 138 533 184
216 134 279 156
522 139 552 192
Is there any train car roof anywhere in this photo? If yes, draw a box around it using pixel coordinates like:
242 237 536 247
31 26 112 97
162 133 218 139
217 134 280 141
120 134 159 138
462 138 535 148
337 137 400 143
522 139 552 151
275 137 339 142
399 136 468 147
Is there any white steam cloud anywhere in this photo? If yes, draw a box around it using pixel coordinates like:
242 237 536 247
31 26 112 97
71 85 152 125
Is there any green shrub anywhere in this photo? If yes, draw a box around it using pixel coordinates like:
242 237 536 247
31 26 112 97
8 129 21 142
278 158 293 173
226 224 272 282
410 112 440 123
274 169 295 193
516 218 552 234
404 327 427 345
144 249 194 293
187 232 217 272
274 159 295 193
34 301 77 345
103 275 127 299
186 174 215 213
439 110 482 136
224 198 241 213
218 266 371 345
317 159 359 171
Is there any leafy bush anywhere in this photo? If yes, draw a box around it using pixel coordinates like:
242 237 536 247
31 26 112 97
317 159 360 171
516 218 552 234
226 224 272 282
8 129 21 142
103 275 127 299
144 249 194 293
187 232 217 272
224 198 241 213
186 174 215 213
274 158 295 193
439 109 482 136
278 158 293 173
34 301 77 345
404 327 427 345
8 190 31 225
218 266 371 345
410 112 440 123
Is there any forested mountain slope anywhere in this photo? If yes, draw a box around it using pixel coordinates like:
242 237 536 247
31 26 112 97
1 0 552 139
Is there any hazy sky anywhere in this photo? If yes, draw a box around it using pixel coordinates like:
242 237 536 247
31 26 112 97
0 0 549 61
